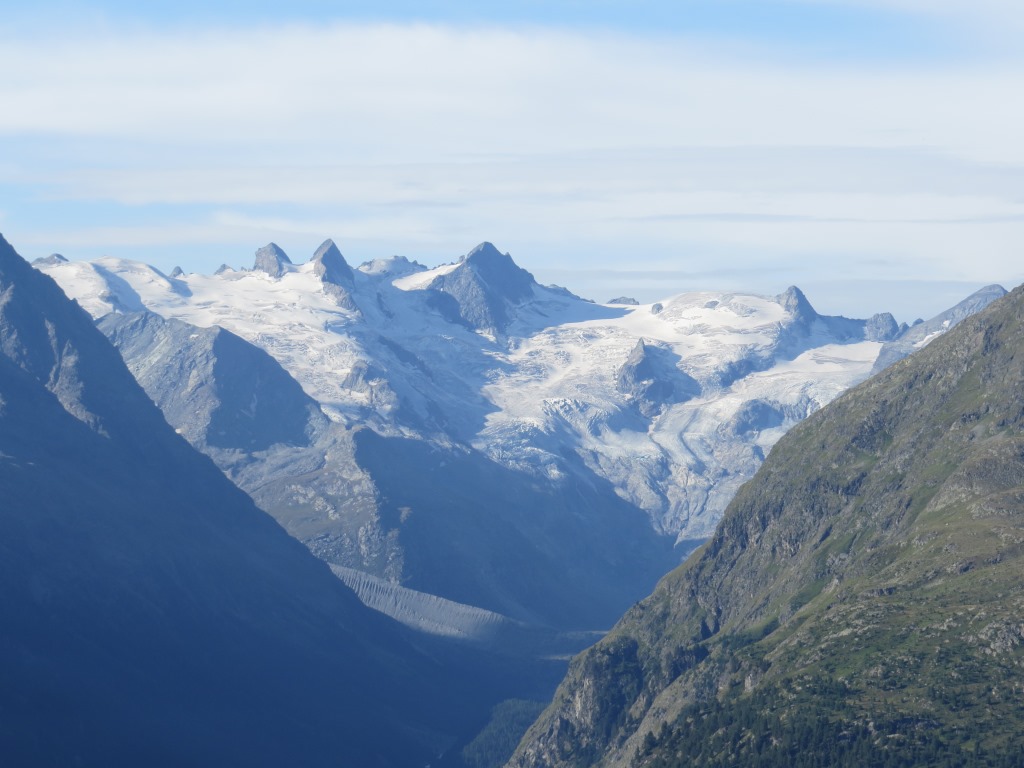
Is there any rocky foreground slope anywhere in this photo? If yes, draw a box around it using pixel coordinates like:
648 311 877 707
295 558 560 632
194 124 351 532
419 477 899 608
509 284 1024 767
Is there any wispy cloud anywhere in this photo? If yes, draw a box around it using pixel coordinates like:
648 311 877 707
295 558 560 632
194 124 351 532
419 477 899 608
1 17 1022 319
3 23 1023 160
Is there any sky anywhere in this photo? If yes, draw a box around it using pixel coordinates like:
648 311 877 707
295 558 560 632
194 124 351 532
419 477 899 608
2 0 1023 320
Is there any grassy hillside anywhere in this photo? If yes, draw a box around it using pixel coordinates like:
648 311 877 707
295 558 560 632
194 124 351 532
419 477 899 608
508 285 1024 768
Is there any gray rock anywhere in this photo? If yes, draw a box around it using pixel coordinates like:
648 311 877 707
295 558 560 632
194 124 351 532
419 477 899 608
864 311 900 341
777 285 817 326
311 238 357 309
253 242 292 277
427 242 537 333
99 311 328 452
311 238 354 286
616 338 701 417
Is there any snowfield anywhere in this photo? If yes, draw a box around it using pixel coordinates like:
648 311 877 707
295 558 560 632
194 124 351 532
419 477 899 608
39 242 996 540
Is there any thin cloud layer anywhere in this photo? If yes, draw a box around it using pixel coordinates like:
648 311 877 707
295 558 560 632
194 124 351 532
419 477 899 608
1 17 1022 319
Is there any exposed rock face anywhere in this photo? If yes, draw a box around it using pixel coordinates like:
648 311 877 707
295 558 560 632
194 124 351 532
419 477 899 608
252 242 292 277
311 238 358 309
99 311 328 451
776 284 870 344
510 284 1024 767
312 238 354 285
615 338 700 417
608 296 639 305
427 242 537 333
776 284 816 325
864 311 900 341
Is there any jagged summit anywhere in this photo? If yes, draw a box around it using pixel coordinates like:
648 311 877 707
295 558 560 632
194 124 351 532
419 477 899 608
864 311 900 341
776 285 817 324
311 238 354 286
310 239 358 310
463 241 501 260
253 242 292 277
461 242 535 296
463 241 508 264
169 265 184 278
427 242 537 333
608 296 639 305
616 338 700 417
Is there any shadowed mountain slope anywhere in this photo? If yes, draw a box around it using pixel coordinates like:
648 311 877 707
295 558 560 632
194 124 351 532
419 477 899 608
509 284 1024 767
0 234 485 767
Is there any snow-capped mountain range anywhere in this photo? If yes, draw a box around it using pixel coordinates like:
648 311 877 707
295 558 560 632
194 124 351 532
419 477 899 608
36 242 1006 630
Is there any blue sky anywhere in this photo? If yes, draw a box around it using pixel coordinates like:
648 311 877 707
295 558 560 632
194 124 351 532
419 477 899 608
2 0 1023 319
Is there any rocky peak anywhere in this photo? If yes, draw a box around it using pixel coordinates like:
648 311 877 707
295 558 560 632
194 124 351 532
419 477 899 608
616 338 700 417
311 238 354 287
777 285 818 325
864 311 900 341
253 243 292 278
461 242 535 302
311 239 358 310
427 242 537 333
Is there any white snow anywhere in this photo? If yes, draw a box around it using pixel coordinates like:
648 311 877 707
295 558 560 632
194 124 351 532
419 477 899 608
38 253 906 540
391 261 459 291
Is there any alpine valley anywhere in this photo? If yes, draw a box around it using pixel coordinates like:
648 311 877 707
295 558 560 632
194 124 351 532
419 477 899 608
36 240 1003 636
25 237 1013 767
